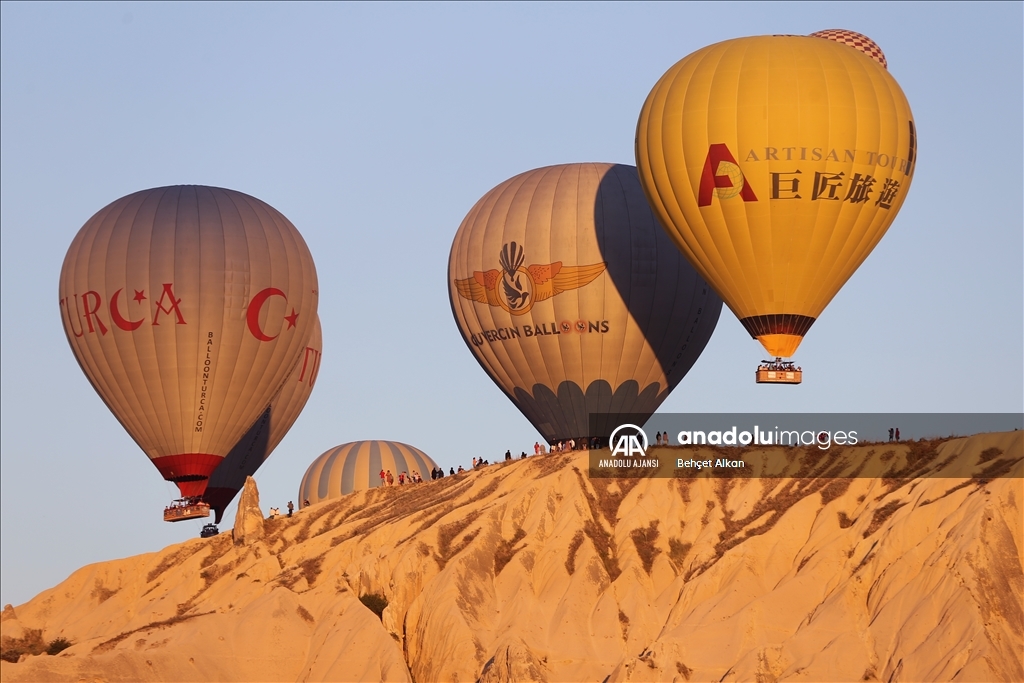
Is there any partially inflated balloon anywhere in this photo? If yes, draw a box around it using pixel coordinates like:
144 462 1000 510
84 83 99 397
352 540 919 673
59 186 318 500
204 315 323 522
636 32 915 358
449 163 722 443
299 441 439 504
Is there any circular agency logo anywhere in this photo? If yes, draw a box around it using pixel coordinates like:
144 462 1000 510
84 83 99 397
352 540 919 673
609 424 649 458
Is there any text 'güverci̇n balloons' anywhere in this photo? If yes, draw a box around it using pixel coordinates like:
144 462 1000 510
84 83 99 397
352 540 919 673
636 30 915 365
59 186 318 514
204 315 323 523
449 163 722 443
299 441 438 504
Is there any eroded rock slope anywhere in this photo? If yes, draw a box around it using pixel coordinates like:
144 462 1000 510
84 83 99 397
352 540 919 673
2 432 1021 682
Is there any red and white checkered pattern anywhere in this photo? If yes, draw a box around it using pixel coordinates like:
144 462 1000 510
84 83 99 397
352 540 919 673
810 29 887 69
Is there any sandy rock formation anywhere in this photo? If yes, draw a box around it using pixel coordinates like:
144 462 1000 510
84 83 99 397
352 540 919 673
1 432 1021 682
232 476 265 546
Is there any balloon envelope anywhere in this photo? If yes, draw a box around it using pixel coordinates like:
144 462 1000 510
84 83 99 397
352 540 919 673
448 163 722 442
204 315 323 522
59 186 318 499
636 33 915 358
299 441 439 504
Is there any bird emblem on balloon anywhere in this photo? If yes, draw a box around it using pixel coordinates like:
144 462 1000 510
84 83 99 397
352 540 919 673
453 241 607 315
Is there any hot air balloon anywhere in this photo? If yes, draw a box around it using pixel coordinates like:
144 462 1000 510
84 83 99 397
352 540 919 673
59 186 318 520
298 441 439 504
636 31 915 383
448 163 722 444
203 315 323 523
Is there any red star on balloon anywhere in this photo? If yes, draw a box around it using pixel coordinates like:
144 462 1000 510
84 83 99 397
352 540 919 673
133 290 146 303
284 309 299 329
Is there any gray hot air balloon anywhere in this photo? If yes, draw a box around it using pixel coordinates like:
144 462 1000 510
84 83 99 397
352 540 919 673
448 163 722 444
59 186 318 521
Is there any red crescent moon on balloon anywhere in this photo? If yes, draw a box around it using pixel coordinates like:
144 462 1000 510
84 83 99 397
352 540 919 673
246 287 287 341
110 288 144 331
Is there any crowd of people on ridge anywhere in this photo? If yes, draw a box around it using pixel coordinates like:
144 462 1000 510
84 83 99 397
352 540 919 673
262 425 918 516
532 437 603 453
378 468 427 486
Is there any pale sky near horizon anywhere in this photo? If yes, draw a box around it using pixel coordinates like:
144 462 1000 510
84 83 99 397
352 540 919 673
1 2 1021 607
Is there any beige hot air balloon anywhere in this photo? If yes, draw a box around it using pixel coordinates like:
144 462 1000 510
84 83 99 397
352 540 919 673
298 441 439 504
204 315 323 522
449 163 722 443
59 186 318 519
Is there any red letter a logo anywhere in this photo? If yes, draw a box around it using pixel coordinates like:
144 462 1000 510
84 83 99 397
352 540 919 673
698 144 758 207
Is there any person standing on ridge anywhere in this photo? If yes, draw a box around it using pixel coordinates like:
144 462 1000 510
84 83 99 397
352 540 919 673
287 501 294 517
895 428 901 442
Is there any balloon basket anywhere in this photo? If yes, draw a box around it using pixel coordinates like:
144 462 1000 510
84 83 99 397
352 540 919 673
200 523 220 538
163 499 211 522
755 359 802 385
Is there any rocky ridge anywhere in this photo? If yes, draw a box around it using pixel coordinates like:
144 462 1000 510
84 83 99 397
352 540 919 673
1 432 1021 682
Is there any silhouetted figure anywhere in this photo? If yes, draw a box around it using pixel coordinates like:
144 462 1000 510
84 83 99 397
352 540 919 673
287 501 294 517
888 428 894 442
895 428 901 442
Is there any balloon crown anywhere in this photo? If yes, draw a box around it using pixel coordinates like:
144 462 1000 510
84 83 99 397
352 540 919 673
810 29 887 69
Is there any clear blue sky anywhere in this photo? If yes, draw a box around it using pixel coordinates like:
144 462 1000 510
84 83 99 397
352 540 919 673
2 2 1021 607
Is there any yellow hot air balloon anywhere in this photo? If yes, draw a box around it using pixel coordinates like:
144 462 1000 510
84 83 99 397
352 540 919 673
298 441 439 504
636 31 915 380
449 163 722 443
59 186 318 519
204 315 323 522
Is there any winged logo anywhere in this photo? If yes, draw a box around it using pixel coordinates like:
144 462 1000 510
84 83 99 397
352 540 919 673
454 242 607 315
